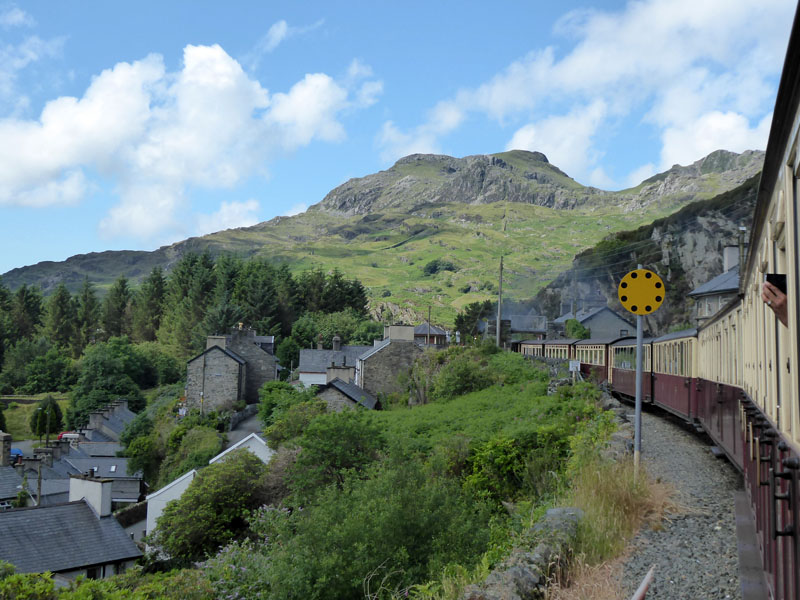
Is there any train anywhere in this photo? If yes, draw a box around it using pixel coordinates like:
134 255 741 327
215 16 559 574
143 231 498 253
516 7 800 598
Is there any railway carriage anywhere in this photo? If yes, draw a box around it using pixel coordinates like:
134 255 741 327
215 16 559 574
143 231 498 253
651 329 697 421
608 337 652 398
540 339 576 360
574 336 630 381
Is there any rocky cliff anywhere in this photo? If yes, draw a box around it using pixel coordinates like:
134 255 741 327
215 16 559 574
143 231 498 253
535 175 759 335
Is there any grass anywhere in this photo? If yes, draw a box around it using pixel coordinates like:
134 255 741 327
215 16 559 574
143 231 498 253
3 395 70 441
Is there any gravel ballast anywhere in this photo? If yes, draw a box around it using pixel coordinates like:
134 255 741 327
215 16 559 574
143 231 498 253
620 408 744 599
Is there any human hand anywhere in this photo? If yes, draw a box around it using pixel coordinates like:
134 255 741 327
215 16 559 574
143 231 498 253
762 281 789 327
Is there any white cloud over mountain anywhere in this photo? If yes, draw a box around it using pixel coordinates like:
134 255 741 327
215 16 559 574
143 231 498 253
378 0 793 187
0 43 382 240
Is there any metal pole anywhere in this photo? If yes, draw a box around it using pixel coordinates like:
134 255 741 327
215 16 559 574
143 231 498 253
497 256 503 347
634 264 644 479
427 306 431 346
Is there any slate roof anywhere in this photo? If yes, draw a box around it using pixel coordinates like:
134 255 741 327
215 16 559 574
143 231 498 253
0 500 142 573
146 469 197 501
554 306 634 327
357 338 391 361
508 315 547 333
0 466 23 500
187 345 246 365
414 323 447 336
575 335 635 345
653 329 698 343
688 266 740 297
65 457 140 479
209 433 270 464
322 379 379 410
298 345 372 373
76 442 123 457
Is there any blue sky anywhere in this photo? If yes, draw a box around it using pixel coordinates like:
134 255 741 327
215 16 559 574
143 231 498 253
0 0 794 274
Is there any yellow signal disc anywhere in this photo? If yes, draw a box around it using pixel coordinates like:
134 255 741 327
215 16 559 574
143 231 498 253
618 269 665 315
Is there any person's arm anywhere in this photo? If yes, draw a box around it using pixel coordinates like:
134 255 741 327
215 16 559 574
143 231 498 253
762 281 789 327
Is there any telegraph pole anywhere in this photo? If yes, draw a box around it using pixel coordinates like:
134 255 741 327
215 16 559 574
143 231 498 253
496 256 503 348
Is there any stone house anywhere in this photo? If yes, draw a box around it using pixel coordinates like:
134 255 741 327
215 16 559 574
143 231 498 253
413 322 448 347
298 335 371 386
186 346 247 413
355 336 423 398
688 266 739 326
316 378 380 411
0 475 142 584
186 326 279 412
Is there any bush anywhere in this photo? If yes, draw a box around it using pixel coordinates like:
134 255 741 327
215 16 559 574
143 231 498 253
423 258 458 276
149 449 272 564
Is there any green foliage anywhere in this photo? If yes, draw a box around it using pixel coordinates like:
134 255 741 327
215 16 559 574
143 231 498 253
430 354 494 402
423 258 458 276
565 318 590 339
0 337 51 392
288 410 386 502
102 276 133 339
21 348 76 394
133 342 182 387
258 380 315 428
131 266 166 343
150 449 272 563
29 396 64 440
454 300 493 339
275 337 301 375
156 426 223 488
74 277 100 357
249 460 494 600
264 400 326 450
43 284 76 351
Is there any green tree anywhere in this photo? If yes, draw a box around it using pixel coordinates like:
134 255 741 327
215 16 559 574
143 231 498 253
29 396 64 443
288 410 386 502
454 300 493 340
102 275 133 339
74 276 101 356
0 337 51 392
9 284 43 342
565 318 590 339
132 266 166 342
22 347 76 393
149 449 271 563
43 283 76 350
275 337 301 378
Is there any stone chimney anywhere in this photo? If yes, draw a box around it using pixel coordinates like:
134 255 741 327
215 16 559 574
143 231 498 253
332 335 341 352
386 324 414 341
326 361 355 383
0 432 11 467
723 245 739 272
317 334 324 350
206 335 227 350
33 447 53 468
69 474 113 517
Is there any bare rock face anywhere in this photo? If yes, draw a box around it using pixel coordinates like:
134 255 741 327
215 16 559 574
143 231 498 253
310 149 763 217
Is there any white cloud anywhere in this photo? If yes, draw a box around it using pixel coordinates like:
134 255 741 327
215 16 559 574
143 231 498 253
625 163 657 188
379 0 793 180
660 111 772 169
284 202 308 216
0 6 34 28
195 199 261 236
377 121 441 163
0 44 380 240
0 34 64 102
506 101 607 178
242 19 325 71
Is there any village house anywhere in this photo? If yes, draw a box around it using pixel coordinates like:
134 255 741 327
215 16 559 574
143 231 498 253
552 306 635 339
186 325 279 412
356 325 423 398
413 322 448 347
0 475 142 584
688 246 741 326
297 335 371 386
316 378 380 411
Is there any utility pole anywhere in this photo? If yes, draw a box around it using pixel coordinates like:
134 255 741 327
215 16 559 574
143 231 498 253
496 256 503 348
427 306 431 346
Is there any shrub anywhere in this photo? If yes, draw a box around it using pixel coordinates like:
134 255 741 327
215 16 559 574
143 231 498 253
423 258 458 276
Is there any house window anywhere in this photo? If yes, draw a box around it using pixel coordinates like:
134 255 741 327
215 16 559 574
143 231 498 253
110 465 117 473
86 567 99 580
620 329 628 336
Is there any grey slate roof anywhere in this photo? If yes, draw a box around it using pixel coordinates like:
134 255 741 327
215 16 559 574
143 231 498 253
688 266 739 297
187 345 246 365
508 315 547 333
298 345 372 373
653 329 698 343
414 323 447 336
324 379 379 410
66 457 140 479
575 335 635 345
75 442 123 457
357 338 391 361
0 500 142 573
0 466 23 500
554 306 634 328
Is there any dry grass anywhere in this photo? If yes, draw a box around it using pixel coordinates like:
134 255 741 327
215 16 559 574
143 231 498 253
547 556 626 600
545 458 680 599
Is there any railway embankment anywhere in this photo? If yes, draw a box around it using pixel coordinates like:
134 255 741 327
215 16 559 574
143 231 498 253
619 409 742 599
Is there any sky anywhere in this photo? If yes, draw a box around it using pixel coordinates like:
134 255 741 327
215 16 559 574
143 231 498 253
0 0 795 275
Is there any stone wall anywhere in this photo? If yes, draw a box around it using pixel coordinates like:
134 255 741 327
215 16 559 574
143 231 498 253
228 335 278 404
360 340 422 398
317 387 357 413
186 348 244 413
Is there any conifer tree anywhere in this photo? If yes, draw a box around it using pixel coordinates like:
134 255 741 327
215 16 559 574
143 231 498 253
102 276 132 339
44 283 76 349
132 266 166 342
75 277 100 355
9 285 43 342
